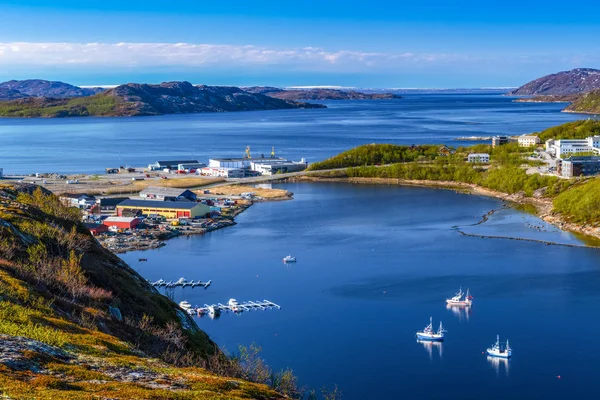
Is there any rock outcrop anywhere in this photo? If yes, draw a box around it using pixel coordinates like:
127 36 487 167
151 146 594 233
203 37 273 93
508 68 600 96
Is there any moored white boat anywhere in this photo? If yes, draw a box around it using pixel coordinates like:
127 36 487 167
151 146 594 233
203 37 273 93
486 335 512 358
228 298 240 312
178 301 192 310
416 317 446 341
283 255 296 263
446 287 473 306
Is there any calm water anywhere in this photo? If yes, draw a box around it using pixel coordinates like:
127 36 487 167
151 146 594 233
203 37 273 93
0 94 585 174
121 183 600 400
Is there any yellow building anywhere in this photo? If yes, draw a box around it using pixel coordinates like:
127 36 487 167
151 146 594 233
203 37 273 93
116 199 210 219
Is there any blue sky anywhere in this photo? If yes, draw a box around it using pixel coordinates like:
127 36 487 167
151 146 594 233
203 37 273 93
0 0 599 87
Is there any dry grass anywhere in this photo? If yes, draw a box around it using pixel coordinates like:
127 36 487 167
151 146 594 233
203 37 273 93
50 177 225 196
202 185 290 199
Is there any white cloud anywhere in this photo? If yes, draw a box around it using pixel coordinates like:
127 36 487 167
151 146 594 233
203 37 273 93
0 42 469 71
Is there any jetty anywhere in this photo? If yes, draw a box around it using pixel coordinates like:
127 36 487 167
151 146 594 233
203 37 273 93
150 277 212 288
185 300 281 316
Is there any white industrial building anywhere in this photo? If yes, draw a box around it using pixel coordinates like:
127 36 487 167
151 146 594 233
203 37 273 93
517 136 541 147
467 153 490 163
545 136 600 159
200 167 245 178
250 159 308 175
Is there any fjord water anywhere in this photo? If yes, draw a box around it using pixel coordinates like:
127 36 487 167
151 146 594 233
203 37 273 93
121 183 600 400
0 94 585 174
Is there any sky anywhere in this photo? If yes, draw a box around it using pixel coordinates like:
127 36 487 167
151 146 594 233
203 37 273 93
0 0 599 88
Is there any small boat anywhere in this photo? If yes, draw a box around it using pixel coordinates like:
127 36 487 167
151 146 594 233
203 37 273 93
228 298 241 312
138 258 148 262
446 287 473 307
207 305 220 316
416 317 446 341
487 335 512 358
283 255 297 263
179 301 192 310
151 279 166 287
174 277 186 286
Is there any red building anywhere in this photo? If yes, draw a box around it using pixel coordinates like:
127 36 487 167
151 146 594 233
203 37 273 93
84 223 109 236
103 216 140 230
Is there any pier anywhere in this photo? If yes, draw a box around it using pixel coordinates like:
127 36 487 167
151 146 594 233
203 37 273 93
184 300 281 316
150 278 212 288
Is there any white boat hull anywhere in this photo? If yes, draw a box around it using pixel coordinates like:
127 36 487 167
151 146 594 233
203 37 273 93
487 348 511 358
416 333 444 341
446 300 472 306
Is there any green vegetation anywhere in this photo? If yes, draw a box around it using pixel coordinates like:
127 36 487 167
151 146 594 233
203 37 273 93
0 94 122 117
564 90 600 115
553 178 600 223
308 144 441 170
536 119 600 141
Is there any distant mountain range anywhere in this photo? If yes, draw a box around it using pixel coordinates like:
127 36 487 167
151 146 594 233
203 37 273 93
0 81 325 117
0 79 104 99
508 68 600 96
243 86 402 100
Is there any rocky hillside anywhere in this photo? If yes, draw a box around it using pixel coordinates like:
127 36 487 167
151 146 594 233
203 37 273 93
0 183 285 399
563 89 600 114
0 79 104 100
508 68 600 96
244 86 401 100
0 81 326 117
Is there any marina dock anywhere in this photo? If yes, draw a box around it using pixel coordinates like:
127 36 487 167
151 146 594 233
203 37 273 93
150 278 212 288
184 300 281 316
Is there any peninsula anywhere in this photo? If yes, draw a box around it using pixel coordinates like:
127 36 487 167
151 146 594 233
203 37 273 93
301 120 600 241
510 68 600 114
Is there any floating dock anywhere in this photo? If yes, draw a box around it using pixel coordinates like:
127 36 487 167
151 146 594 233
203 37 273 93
150 278 212 289
185 300 281 316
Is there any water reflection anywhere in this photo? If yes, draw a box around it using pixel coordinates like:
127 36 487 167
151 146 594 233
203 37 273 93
417 340 443 361
487 356 510 377
446 304 471 321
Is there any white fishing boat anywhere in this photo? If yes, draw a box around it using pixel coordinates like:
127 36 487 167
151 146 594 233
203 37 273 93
228 298 241 312
178 301 192 310
416 317 446 341
282 255 297 263
445 287 473 306
486 335 512 358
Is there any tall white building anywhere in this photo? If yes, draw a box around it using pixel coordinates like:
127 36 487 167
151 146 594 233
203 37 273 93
546 136 600 159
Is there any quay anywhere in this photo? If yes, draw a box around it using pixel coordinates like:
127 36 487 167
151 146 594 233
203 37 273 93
184 300 281 316
150 278 212 288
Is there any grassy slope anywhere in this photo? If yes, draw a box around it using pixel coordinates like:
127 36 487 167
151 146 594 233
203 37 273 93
564 90 600 114
0 183 282 399
0 94 126 117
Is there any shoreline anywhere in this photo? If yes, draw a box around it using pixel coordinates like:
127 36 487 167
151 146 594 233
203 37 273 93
287 175 600 245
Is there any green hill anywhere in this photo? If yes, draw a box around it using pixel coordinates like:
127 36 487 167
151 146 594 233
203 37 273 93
564 90 600 115
0 183 287 399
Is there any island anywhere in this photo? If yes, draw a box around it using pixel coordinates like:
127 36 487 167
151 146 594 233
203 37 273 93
243 86 402 100
0 80 326 117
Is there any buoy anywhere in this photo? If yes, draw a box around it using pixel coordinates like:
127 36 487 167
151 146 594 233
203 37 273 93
556 375 561 379
482 352 485 354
